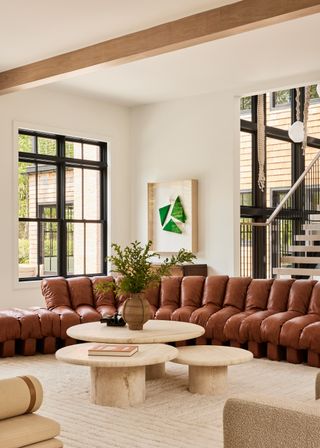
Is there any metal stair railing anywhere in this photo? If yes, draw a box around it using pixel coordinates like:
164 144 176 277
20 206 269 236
240 150 320 277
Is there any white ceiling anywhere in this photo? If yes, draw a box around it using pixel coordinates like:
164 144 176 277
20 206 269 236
1 1 320 105
0 0 237 70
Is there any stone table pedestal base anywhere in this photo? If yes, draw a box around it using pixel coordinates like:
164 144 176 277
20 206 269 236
189 365 227 394
146 362 165 380
90 366 145 408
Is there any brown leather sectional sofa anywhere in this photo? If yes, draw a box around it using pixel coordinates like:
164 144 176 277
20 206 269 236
2 275 320 367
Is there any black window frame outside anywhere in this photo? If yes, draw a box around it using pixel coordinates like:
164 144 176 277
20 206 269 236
18 129 108 282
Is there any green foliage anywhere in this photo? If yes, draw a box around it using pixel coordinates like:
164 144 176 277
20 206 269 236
310 84 319 100
18 162 29 218
273 89 290 106
240 97 251 111
37 137 56 156
95 240 196 295
19 239 29 263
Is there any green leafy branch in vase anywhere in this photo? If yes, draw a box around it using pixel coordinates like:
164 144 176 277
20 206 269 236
94 240 196 296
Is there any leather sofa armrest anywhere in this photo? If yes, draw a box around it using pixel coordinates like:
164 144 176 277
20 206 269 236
223 395 320 448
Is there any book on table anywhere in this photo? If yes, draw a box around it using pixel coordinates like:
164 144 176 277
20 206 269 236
88 344 139 357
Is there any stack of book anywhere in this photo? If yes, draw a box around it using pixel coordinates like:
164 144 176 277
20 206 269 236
88 344 138 357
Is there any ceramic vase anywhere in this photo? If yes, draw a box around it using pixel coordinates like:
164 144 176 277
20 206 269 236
122 293 150 330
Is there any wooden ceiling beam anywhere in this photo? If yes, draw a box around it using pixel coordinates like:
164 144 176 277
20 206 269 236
1 0 320 94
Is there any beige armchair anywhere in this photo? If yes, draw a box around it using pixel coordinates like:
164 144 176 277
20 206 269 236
0 375 62 448
224 373 320 448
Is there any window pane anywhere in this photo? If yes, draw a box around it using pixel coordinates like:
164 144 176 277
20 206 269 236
266 91 292 130
307 90 320 139
310 85 320 101
40 221 58 276
83 144 100 161
66 222 75 275
273 90 290 107
19 134 35 153
240 217 252 277
37 165 57 217
19 221 38 278
37 137 57 156
66 167 82 219
84 169 100 219
240 132 252 206
86 223 102 274
305 146 319 167
266 138 292 207
68 223 84 275
66 141 82 159
19 162 36 218
240 96 252 121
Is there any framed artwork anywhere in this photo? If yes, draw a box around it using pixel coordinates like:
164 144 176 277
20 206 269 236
148 179 198 253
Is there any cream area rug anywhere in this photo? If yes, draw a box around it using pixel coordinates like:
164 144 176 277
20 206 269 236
0 355 318 448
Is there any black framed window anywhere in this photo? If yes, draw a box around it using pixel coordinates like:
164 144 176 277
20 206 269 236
240 87 320 278
18 130 108 281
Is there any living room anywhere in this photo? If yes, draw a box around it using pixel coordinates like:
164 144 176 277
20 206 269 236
1 1 320 447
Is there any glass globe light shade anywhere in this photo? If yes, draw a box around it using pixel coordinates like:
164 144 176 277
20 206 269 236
288 120 304 143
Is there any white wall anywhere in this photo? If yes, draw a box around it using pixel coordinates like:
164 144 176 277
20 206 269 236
130 91 240 275
0 87 131 308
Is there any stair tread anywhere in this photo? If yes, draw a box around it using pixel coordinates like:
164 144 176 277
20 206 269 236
289 245 320 252
273 267 320 275
296 235 320 241
282 256 320 264
309 214 320 221
303 224 320 230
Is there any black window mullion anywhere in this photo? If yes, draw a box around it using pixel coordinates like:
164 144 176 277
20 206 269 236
81 168 84 220
58 136 66 277
101 142 108 273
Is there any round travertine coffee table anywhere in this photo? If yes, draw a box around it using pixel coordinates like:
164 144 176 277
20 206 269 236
172 346 253 395
56 342 177 408
67 320 204 379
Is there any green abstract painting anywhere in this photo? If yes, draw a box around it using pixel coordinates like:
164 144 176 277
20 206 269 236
163 218 182 234
158 195 187 234
159 204 171 226
171 196 187 223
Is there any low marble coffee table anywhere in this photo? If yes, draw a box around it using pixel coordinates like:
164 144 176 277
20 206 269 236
56 342 177 408
172 346 253 395
67 320 204 379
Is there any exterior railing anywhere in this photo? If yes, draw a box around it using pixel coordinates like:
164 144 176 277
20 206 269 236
240 150 320 278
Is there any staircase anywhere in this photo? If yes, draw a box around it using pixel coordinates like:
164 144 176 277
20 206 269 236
240 150 320 279
273 213 320 279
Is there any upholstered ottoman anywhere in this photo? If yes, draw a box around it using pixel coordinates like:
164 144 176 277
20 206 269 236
0 375 62 447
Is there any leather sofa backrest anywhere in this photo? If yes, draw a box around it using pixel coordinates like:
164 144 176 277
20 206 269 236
202 275 229 307
41 277 71 310
67 277 94 308
143 283 160 308
91 276 115 307
287 280 316 313
308 282 320 315
245 279 274 310
223 277 252 310
180 276 205 307
159 276 182 307
267 279 294 311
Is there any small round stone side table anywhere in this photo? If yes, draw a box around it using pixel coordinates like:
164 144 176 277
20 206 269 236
172 346 253 395
56 342 177 408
